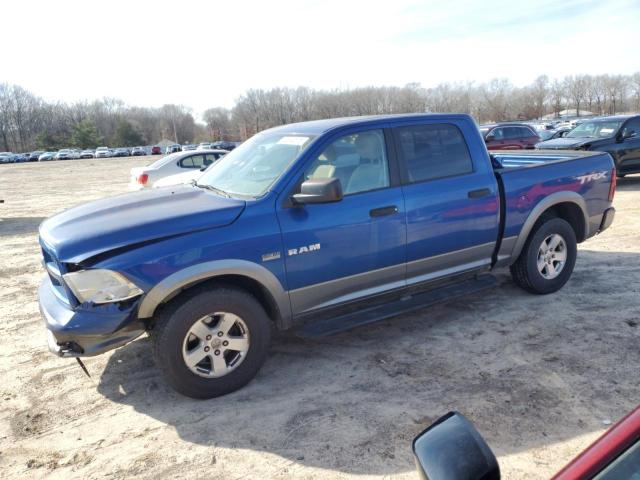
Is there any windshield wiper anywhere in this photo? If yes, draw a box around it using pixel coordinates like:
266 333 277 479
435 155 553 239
192 180 231 198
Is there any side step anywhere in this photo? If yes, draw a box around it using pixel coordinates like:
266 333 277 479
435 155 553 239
295 274 497 338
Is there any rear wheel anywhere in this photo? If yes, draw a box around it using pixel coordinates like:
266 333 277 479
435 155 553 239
152 286 271 399
510 217 577 294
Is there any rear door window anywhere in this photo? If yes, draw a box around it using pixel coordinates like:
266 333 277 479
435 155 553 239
519 127 535 138
394 123 473 183
180 155 205 168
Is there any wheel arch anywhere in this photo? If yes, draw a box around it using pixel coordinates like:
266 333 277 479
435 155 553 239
510 192 588 262
138 260 292 329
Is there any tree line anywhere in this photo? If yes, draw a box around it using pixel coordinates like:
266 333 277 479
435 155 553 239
1 73 639 152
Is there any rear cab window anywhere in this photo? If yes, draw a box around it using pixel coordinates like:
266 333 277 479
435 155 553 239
394 123 474 183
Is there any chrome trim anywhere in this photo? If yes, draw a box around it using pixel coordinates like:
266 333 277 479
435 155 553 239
46 262 62 282
406 259 491 286
406 241 495 279
290 264 405 314
290 242 495 315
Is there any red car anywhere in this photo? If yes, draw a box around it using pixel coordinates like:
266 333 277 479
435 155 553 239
151 146 162 155
412 405 640 479
480 123 541 150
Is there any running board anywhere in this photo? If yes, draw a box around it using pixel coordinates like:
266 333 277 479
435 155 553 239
295 274 497 338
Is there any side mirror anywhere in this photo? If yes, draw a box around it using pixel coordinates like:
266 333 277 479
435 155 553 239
413 412 500 480
485 135 495 142
621 130 636 141
200 165 208 171
292 177 343 205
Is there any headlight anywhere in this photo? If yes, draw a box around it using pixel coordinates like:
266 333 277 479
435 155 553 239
63 269 143 304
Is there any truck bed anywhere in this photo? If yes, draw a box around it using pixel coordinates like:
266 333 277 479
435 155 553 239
491 149 615 266
491 150 607 170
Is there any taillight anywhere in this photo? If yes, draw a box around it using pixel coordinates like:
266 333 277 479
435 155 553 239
608 168 616 202
137 174 149 185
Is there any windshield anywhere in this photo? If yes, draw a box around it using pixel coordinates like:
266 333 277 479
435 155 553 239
567 121 623 138
197 132 315 198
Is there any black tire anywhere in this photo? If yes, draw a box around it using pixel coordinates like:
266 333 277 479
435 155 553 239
510 217 577 294
152 285 272 399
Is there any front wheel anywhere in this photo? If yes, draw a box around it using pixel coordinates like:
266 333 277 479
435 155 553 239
152 286 272 399
510 217 577 294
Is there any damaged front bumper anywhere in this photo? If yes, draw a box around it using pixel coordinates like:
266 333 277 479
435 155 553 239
39 277 146 357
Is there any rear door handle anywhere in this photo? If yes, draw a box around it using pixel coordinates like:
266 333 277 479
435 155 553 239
370 206 398 217
468 188 492 199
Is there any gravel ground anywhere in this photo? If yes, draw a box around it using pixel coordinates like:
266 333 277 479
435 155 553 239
0 157 638 479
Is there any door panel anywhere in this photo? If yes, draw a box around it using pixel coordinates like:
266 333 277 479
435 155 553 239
276 128 406 315
393 122 500 284
278 188 406 314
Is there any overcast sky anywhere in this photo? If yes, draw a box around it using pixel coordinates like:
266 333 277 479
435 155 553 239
5 0 639 114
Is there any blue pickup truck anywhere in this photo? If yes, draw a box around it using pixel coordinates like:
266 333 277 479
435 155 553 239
39 114 616 398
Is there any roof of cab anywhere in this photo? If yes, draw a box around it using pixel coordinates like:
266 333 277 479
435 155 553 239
262 113 474 136
586 114 638 122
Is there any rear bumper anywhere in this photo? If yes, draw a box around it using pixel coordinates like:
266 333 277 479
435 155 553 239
599 207 615 233
39 277 146 357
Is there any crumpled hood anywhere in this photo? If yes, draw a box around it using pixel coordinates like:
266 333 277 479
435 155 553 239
40 185 245 263
536 137 593 149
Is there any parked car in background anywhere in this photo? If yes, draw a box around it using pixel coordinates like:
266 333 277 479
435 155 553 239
166 144 181 154
95 147 112 158
152 149 228 188
13 153 29 162
40 114 616 398
0 152 14 163
112 148 131 157
29 151 44 161
197 142 212 150
181 144 197 151
131 146 147 156
211 140 239 150
412 405 640 480
54 149 74 160
80 149 95 159
480 123 541 150
38 151 56 161
129 150 226 189
536 115 640 177
538 127 572 142
151 146 162 155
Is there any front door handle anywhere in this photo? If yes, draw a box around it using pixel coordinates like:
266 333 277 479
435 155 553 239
468 188 492 199
370 206 398 217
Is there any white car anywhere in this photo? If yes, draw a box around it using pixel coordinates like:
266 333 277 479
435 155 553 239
197 142 212 150
95 147 112 158
54 149 78 160
0 152 14 163
152 168 205 188
129 150 227 189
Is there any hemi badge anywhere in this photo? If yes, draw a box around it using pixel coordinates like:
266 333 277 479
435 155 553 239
262 252 281 262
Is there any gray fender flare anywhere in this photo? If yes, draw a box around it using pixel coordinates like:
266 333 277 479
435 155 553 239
510 191 589 261
137 259 292 327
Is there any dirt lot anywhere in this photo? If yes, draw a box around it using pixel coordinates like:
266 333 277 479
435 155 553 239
0 157 638 479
